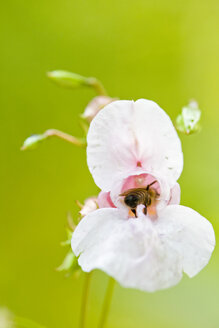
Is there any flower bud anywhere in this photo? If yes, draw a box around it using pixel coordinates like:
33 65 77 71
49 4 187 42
21 134 46 150
81 96 116 123
79 197 98 217
56 251 79 273
47 70 90 89
176 101 201 135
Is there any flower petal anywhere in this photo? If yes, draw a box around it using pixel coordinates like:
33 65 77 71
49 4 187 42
80 197 98 217
87 99 183 191
156 205 215 277
72 208 183 292
168 183 181 205
97 191 116 208
82 96 116 123
72 205 215 292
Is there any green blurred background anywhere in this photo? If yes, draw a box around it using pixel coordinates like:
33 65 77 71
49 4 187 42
1 0 219 327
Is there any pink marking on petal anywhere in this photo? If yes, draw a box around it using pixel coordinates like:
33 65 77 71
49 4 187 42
97 191 116 208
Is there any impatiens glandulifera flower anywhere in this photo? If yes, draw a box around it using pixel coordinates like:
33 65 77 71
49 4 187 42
71 99 215 292
81 96 117 123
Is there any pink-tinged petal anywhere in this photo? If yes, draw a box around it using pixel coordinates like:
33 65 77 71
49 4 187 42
71 208 183 292
79 197 98 217
97 191 116 208
81 96 116 123
87 99 183 191
168 183 181 205
156 205 215 277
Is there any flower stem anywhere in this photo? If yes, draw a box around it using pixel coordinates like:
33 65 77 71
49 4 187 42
87 78 108 96
44 129 86 147
79 272 92 328
98 277 115 328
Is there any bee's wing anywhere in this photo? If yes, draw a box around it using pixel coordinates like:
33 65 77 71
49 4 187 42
119 190 130 197
119 187 146 197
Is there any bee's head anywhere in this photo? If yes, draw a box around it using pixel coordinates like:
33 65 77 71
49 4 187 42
124 194 139 208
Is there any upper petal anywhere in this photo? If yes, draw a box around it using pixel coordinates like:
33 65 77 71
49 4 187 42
87 99 183 191
156 205 215 277
72 208 183 292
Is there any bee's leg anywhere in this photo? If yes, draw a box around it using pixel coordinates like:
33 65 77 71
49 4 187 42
131 208 137 218
143 206 147 215
147 197 151 206
146 180 157 190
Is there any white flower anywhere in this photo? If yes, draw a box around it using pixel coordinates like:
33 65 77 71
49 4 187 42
71 99 215 292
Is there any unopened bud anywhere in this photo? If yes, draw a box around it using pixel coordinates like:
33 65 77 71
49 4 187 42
47 70 108 96
81 96 116 123
47 70 90 89
176 101 201 135
56 251 78 272
79 197 98 217
21 134 46 150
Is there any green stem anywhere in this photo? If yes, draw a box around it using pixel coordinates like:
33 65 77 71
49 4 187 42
87 78 108 96
79 272 92 328
44 129 86 147
98 277 115 328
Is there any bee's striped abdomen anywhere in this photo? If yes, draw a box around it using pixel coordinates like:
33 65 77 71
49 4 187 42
121 187 150 209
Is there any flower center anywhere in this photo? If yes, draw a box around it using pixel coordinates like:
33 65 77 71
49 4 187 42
119 174 161 219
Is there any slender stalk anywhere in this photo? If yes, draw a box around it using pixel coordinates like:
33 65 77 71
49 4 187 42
98 277 115 328
87 78 108 96
79 272 92 328
44 129 86 147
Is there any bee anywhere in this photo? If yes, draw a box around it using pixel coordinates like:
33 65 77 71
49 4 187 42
120 180 159 217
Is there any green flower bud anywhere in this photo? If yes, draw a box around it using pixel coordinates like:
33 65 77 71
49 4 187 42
47 70 107 95
60 227 73 246
21 134 46 151
57 250 80 276
47 70 90 89
176 101 201 135
58 219 80 276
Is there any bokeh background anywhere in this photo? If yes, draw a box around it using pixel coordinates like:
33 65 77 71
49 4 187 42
1 0 219 327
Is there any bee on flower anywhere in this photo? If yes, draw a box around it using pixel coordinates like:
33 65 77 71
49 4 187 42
71 99 215 292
